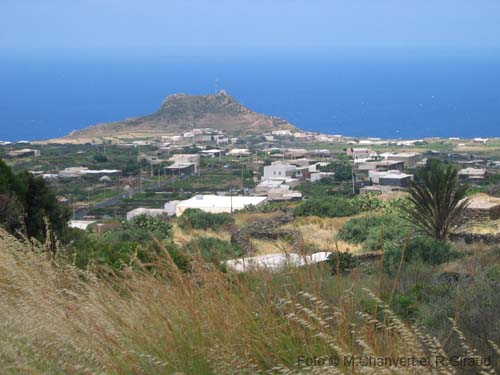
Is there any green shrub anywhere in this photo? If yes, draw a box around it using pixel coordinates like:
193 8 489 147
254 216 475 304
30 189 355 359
326 251 358 274
165 243 192 272
351 193 384 212
101 216 172 243
318 162 352 181
178 209 235 231
337 215 408 252
391 293 419 321
383 236 461 275
124 215 172 240
294 196 359 218
184 237 240 265
93 154 108 163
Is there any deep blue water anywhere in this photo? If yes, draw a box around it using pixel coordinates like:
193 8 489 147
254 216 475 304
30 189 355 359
1 56 499 141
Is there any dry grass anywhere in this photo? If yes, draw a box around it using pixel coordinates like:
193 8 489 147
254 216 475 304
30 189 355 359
233 211 284 226
284 216 362 253
464 220 500 235
249 238 294 255
172 222 231 246
0 229 497 374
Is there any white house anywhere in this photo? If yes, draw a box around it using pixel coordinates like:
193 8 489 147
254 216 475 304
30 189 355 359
175 195 267 215
227 148 251 157
263 164 297 180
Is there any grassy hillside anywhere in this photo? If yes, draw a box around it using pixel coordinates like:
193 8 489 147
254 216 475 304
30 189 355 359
1 227 499 374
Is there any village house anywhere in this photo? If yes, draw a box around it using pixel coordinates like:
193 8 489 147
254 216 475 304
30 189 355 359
346 148 374 160
164 154 200 176
356 160 405 173
380 152 422 168
7 149 40 158
271 130 293 136
263 164 297 180
227 148 251 157
473 138 488 144
59 167 121 178
284 148 308 159
458 168 487 182
369 170 414 187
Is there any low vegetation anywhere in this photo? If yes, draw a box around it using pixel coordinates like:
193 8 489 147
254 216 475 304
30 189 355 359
403 161 470 240
178 208 235 231
294 196 360 218
0 159 69 240
336 214 409 252
1 229 498 374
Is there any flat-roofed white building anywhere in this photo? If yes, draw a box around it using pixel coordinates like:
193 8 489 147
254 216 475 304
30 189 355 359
175 195 267 215
168 154 200 174
227 148 251 157
263 164 297 180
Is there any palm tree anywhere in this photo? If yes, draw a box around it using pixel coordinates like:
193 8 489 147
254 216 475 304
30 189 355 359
403 163 470 241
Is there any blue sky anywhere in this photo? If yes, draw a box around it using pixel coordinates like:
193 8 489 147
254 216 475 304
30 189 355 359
1 0 500 58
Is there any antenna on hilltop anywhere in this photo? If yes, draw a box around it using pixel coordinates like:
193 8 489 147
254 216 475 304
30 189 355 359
214 78 220 93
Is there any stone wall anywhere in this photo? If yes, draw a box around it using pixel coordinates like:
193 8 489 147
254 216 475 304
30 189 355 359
230 213 299 255
450 232 500 244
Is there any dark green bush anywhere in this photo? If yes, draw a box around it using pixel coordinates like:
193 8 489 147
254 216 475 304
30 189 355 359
383 236 461 275
100 216 172 243
294 196 359 218
391 293 419 321
123 215 172 240
178 209 235 231
93 154 108 163
326 251 358 274
184 237 240 265
318 162 352 181
337 214 409 252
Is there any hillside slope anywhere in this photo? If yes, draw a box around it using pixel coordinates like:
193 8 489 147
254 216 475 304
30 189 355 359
61 91 296 141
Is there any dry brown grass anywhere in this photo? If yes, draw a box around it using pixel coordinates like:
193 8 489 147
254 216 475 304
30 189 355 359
0 229 497 374
233 211 283 226
172 222 231 246
284 216 362 253
249 238 294 255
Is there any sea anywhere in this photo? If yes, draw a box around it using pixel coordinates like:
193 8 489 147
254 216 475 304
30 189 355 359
1 55 499 141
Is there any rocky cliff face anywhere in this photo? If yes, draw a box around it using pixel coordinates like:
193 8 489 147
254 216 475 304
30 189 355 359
64 91 296 140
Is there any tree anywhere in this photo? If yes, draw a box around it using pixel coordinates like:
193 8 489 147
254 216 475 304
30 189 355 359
18 172 69 239
0 194 24 234
318 162 352 181
403 163 469 241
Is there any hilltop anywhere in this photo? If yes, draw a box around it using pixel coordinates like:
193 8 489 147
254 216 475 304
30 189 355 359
56 91 296 142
